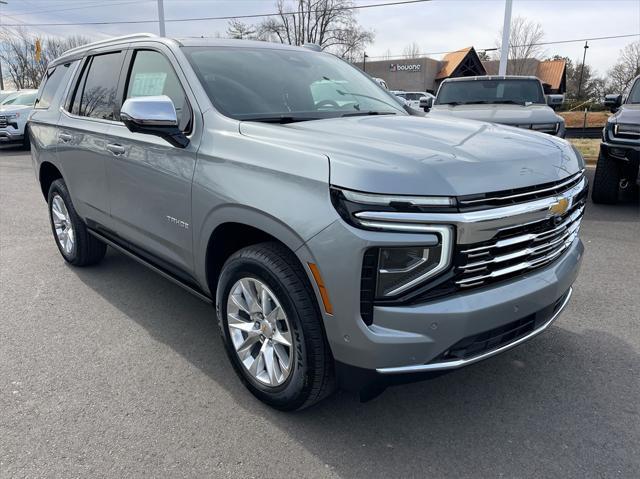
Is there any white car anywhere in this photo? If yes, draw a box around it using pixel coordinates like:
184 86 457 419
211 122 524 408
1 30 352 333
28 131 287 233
391 90 435 110
0 89 37 148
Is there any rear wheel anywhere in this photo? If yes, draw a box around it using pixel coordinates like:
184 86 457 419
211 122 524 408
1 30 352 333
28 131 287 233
48 179 106 266
592 150 620 204
217 242 335 410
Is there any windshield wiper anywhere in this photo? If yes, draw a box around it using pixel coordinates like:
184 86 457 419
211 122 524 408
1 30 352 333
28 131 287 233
341 111 397 117
491 100 527 106
335 90 401 112
243 116 319 124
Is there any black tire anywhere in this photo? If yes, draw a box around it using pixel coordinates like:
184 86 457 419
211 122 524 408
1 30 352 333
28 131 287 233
47 178 107 266
21 126 31 150
216 242 335 410
592 151 620 204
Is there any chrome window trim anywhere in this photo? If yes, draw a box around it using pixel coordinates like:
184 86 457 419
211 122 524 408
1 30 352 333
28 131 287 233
376 287 573 374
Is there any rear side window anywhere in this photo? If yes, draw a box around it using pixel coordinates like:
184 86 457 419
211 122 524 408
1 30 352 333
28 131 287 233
36 63 71 109
71 52 123 120
124 49 191 131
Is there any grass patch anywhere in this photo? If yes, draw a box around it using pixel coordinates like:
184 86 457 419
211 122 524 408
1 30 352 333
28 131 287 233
569 138 600 163
559 111 610 128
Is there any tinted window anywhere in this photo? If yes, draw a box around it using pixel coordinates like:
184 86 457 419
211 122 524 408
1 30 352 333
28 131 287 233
36 63 71 109
125 50 191 131
183 46 405 120
73 52 123 120
436 79 546 105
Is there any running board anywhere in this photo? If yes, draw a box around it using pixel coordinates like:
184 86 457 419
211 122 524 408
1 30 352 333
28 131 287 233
87 229 213 305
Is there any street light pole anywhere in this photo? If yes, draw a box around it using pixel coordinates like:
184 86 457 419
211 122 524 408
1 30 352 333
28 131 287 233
577 41 589 101
363 52 368 72
157 0 166 37
0 0 7 90
498 0 513 76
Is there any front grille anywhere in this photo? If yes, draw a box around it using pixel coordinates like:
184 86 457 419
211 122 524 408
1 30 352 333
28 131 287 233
0 116 7 128
457 171 584 211
456 201 585 290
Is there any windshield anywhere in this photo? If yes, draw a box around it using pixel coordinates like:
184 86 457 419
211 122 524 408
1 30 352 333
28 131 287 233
2 92 36 106
627 79 640 104
436 79 546 105
182 46 406 121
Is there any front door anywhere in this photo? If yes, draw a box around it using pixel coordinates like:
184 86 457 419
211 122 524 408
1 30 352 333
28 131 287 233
104 47 199 274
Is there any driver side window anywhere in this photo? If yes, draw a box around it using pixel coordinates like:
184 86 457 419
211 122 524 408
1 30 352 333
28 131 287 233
124 49 192 132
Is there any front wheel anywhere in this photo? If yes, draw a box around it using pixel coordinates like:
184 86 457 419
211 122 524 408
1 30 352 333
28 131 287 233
592 151 620 204
216 242 335 410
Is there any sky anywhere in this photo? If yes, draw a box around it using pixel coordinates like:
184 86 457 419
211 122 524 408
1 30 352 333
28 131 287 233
1 0 639 76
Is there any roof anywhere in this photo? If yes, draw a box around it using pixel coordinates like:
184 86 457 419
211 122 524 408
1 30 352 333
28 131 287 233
435 47 473 80
53 33 310 66
536 59 566 90
442 75 541 83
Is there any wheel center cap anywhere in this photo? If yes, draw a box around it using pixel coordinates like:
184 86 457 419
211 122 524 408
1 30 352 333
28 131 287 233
259 320 273 338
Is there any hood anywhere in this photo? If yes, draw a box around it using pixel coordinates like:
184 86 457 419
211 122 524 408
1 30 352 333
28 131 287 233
429 103 562 126
239 115 582 196
611 103 640 124
0 104 33 114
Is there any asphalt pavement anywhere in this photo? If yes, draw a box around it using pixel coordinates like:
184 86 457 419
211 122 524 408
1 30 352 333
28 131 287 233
1 147 638 478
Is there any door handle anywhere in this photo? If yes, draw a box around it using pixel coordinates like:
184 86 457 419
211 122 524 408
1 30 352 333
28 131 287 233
106 143 126 156
58 133 73 143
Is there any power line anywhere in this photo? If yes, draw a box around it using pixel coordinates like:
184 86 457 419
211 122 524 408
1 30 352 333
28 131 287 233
3 0 154 18
366 33 640 60
0 0 433 26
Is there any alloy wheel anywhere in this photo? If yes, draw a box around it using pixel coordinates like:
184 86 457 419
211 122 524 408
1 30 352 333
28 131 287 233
226 278 294 387
51 194 75 256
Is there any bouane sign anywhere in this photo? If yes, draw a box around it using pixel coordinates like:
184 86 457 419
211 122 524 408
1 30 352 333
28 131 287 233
389 63 421 72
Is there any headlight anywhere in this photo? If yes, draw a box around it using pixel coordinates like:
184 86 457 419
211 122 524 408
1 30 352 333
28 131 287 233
531 122 558 131
3 113 19 119
376 241 450 297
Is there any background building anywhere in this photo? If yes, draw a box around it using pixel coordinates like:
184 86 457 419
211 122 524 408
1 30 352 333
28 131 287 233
362 46 566 95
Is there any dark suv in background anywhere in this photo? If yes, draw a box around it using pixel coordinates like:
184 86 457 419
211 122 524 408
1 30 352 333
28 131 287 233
592 75 640 204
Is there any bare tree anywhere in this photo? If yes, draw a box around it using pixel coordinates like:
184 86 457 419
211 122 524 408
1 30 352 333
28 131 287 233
402 42 421 59
607 41 640 95
245 0 373 60
0 29 90 89
226 19 257 40
496 16 545 75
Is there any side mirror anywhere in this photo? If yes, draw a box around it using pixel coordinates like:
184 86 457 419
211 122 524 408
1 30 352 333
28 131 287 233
604 94 623 112
420 96 433 112
546 94 564 107
120 95 189 148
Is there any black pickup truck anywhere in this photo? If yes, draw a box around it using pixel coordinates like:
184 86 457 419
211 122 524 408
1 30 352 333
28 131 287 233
592 75 640 204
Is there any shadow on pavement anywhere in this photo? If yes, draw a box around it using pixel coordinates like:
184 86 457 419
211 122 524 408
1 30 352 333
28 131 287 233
73 246 639 478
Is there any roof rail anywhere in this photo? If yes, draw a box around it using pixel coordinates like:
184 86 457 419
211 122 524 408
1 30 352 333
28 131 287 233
63 33 159 56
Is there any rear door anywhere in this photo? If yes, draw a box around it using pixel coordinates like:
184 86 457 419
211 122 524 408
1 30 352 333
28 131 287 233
57 49 126 227
103 45 200 275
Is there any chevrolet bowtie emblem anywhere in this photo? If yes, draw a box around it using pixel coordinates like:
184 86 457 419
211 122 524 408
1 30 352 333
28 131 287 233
549 197 570 216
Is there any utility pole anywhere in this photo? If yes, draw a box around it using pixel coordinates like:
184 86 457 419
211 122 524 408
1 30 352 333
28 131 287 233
577 41 589 100
157 0 166 37
0 0 7 90
498 0 513 76
363 52 368 72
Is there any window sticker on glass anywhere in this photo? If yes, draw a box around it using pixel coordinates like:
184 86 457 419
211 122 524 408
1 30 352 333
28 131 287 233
130 72 167 96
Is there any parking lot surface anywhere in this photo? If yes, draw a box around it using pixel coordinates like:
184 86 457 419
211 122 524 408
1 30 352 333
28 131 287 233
1 147 639 478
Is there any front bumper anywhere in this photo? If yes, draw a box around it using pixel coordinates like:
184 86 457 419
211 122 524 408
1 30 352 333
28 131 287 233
0 129 24 143
307 217 583 374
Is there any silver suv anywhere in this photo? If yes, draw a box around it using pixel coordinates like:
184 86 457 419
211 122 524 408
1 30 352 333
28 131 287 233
30 34 586 410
